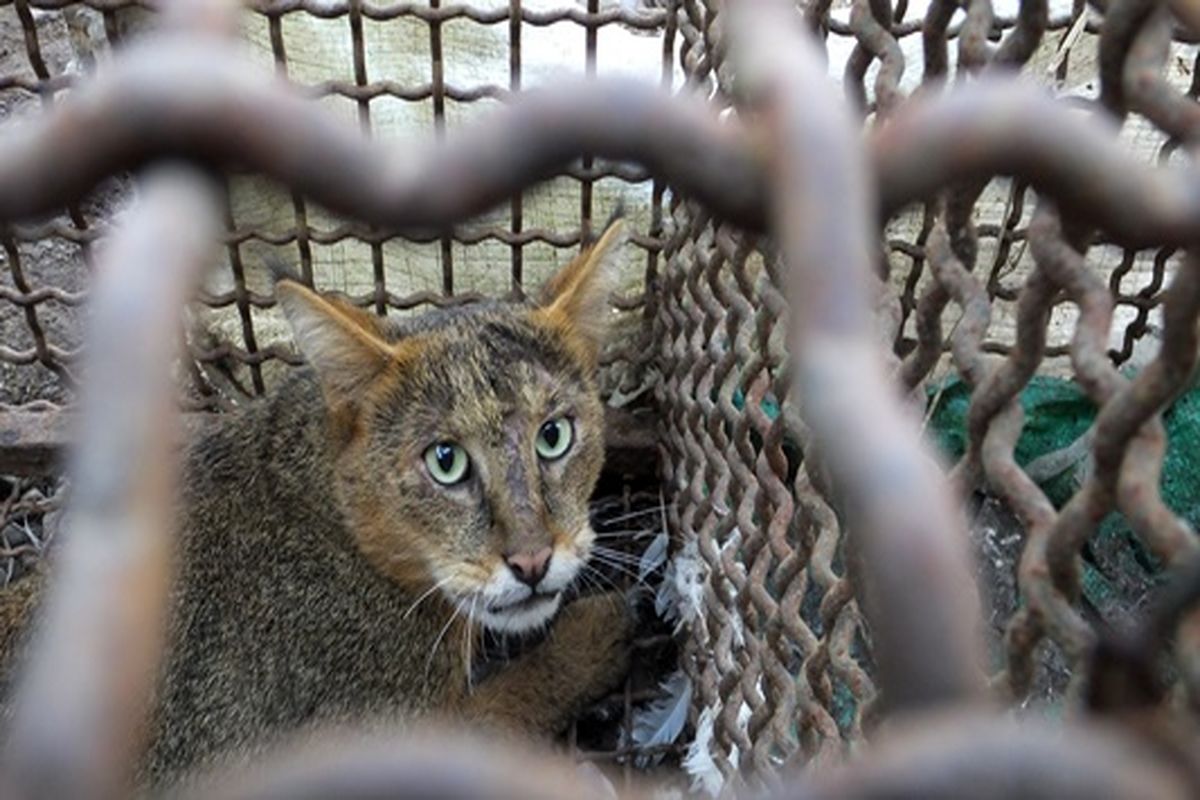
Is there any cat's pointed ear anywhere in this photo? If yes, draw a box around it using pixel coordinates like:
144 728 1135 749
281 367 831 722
534 216 627 364
276 280 399 401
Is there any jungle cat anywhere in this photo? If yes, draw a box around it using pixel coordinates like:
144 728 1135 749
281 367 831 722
0 219 634 789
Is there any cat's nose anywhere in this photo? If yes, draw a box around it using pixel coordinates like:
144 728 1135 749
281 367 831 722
505 547 552 587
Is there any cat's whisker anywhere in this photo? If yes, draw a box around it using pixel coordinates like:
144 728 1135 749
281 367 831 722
464 595 478 695
590 544 651 567
590 529 654 540
572 566 606 597
402 576 453 621
588 520 657 532
590 565 649 591
591 551 660 579
581 562 625 595
588 546 643 566
424 604 462 680
589 505 661 525
579 566 636 604
587 553 653 588
592 542 648 554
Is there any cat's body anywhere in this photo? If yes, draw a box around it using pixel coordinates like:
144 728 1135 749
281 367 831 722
0 222 633 790
151 370 461 780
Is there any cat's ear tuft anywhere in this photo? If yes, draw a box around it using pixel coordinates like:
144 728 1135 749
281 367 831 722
276 281 398 401
534 216 627 364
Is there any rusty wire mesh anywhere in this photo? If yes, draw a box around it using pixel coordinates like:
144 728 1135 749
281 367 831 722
0 1 688 787
0 0 678 412
651 0 1200 786
1 0 1200 797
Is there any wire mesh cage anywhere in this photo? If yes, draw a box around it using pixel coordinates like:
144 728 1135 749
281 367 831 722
0 0 685 786
648 0 1200 784
0 0 677 412
1 0 1200 796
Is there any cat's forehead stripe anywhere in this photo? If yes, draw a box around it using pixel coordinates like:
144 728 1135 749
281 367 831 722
387 304 581 376
479 319 578 377
376 308 589 426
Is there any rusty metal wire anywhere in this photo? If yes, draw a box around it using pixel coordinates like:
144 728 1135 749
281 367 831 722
736 0 987 715
0 0 680 411
653 0 1200 787
2 0 1200 797
0 165 221 800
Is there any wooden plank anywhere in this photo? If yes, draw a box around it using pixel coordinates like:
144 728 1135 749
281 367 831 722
0 411 69 476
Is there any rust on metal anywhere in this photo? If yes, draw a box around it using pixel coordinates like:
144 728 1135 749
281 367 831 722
0 166 221 800
0 0 1198 796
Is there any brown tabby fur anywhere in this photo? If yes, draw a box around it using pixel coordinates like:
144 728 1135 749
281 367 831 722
0 220 633 790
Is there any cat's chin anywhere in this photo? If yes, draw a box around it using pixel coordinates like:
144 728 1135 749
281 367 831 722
478 591 563 634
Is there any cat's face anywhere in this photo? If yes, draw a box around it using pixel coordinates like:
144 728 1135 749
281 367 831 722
277 221 625 634
335 312 606 634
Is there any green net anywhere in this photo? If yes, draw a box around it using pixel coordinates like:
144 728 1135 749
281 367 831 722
927 374 1200 616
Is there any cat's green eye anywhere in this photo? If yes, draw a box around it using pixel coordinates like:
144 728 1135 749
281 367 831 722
424 442 470 485
535 418 573 461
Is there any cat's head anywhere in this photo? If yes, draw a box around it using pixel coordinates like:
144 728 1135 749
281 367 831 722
275 220 626 634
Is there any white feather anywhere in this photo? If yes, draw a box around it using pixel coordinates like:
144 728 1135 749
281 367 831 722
631 670 692 751
730 700 751 770
656 536 707 633
639 530 669 582
683 707 723 797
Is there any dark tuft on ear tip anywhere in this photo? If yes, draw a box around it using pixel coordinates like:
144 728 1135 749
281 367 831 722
263 253 303 287
583 201 627 248
273 279 307 318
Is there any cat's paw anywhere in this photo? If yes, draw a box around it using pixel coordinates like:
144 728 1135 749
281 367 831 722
460 590 635 735
554 591 634 700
